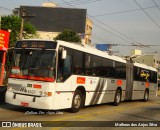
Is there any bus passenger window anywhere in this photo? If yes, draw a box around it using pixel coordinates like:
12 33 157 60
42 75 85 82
57 48 72 82
73 50 83 75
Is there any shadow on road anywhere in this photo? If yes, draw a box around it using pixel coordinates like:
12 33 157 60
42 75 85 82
0 103 65 115
0 99 157 114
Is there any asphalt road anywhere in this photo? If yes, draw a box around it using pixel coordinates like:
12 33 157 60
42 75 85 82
0 96 160 129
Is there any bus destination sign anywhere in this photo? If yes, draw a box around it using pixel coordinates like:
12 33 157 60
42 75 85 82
16 41 57 49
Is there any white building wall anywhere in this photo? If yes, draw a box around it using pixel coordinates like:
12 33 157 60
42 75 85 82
134 55 154 66
37 31 59 40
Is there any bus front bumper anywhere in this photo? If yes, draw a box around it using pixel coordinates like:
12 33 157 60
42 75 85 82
5 91 55 110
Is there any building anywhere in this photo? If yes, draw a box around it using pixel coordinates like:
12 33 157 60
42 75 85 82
16 2 92 44
133 53 160 76
130 49 160 77
130 49 160 69
130 49 142 56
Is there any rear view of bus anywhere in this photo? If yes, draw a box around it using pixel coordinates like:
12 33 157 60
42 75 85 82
5 40 57 109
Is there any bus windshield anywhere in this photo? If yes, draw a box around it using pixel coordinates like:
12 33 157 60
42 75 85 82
10 49 56 82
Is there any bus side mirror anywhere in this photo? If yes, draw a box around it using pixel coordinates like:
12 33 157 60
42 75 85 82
62 49 67 59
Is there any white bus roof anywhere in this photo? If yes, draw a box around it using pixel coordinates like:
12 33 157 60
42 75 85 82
134 62 157 72
17 39 157 72
57 40 126 63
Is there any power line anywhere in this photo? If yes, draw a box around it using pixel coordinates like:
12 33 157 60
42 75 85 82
60 0 160 52
92 5 160 17
133 0 160 29
0 6 13 12
60 0 75 7
59 0 160 53
89 15 140 46
92 22 132 44
59 0 140 46
58 0 103 6
152 0 160 11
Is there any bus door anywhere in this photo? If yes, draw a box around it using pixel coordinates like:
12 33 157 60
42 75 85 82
125 62 134 100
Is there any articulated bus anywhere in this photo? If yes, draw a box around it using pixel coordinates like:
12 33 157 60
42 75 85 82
5 39 157 112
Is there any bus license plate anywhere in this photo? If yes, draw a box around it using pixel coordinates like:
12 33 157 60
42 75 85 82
19 87 36 95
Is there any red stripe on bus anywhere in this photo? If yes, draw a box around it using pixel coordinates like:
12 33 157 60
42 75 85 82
9 74 27 79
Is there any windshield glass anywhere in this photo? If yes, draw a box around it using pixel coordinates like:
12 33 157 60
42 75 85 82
10 49 56 82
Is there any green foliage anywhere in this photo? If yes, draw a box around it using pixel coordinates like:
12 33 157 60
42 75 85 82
1 15 37 47
54 29 81 43
1 15 20 47
23 22 36 39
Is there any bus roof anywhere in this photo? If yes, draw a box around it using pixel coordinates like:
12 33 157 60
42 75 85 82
17 39 157 72
134 62 157 72
57 40 126 63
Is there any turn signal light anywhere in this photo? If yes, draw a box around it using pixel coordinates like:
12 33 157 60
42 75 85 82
44 92 52 96
48 92 52 96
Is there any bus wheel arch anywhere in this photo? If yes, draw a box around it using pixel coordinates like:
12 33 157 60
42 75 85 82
114 87 122 106
144 88 149 102
71 86 86 113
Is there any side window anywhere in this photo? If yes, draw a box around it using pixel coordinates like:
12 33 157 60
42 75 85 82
73 50 84 75
115 62 126 79
140 69 150 82
134 67 151 82
102 58 115 78
64 55 72 75
85 54 92 75
92 56 102 76
134 67 140 81
57 47 72 82
150 71 157 83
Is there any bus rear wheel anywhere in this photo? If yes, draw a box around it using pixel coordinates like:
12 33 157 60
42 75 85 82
144 89 149 102
71 90 83 113
114 89 121 106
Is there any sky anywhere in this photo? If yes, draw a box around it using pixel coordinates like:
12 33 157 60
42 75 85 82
0 0 160 56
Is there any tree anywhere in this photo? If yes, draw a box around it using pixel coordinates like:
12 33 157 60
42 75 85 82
54 29 81 43
1 15 37 47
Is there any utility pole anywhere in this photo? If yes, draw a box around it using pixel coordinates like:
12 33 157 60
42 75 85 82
19 8 35 40
19 9 25 40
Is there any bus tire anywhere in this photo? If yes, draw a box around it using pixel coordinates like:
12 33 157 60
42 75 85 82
114 89 121 106
71 90 83 113
144 89 149 102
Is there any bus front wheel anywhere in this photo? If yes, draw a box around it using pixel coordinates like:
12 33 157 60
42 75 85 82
71 90 83 113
